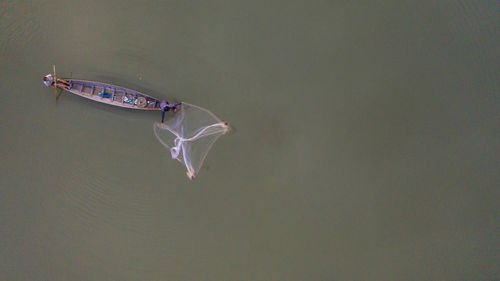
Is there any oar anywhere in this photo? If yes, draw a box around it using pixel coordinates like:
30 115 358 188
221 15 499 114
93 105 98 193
54 67 73 102
56 88 63 101
53 64 58 98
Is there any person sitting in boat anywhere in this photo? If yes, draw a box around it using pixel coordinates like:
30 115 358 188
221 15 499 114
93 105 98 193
43 74 71 89
43 74 54 86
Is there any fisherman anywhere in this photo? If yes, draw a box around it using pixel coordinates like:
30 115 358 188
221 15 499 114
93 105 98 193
159 100 183 126
43 74 71 89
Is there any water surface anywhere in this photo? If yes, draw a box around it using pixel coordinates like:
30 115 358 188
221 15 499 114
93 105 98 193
0 0 498 280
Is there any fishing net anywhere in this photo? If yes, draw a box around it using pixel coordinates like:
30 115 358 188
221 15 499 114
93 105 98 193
153 103 230 179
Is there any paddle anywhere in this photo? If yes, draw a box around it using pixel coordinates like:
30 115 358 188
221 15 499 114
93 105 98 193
54 67 72 102
53 65 58 97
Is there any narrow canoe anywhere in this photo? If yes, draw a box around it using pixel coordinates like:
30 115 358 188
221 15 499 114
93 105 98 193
63 79 162 110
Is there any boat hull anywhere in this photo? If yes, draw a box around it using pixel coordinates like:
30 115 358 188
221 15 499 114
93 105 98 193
63 79 162 110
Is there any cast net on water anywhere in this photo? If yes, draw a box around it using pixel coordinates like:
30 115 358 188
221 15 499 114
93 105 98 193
153 103 230 179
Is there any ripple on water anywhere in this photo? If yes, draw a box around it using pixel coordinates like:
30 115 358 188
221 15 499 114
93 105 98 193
0 1 44 52
48 156 165 238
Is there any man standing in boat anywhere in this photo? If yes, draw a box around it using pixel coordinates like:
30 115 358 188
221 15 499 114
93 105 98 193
160 100 183 126
43 74 71 89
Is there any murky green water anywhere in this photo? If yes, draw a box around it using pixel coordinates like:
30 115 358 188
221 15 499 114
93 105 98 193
0 0 497 280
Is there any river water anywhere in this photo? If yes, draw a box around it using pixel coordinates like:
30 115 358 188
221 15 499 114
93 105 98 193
0 0 497 280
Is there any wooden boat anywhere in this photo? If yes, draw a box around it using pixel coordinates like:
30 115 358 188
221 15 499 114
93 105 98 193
42 66 170 110
43 66 181 123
